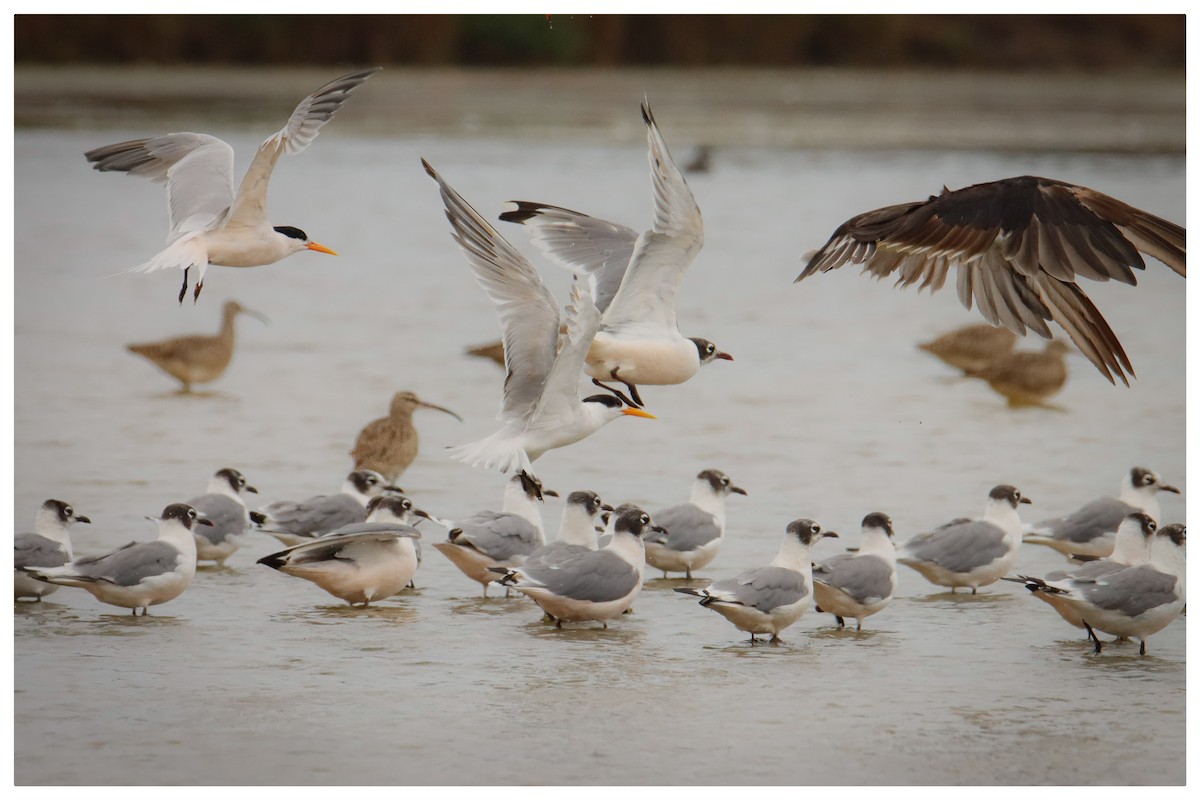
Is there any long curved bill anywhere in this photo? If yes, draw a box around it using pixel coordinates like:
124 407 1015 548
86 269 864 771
622 408 657 419
306 241 338 255
420 400 464 422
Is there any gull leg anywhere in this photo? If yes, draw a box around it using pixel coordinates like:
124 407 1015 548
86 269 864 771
971 587 978 595
590 378 639 409
836 615 845 629
1139 640 1147 656
193 280 204 304
1084 622 1103 654
610 367 644 407
178 268 190 305
856 619 863 632
686 568 692 580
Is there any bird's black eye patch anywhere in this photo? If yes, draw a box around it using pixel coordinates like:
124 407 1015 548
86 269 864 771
274 225 308 241
583 394 622 409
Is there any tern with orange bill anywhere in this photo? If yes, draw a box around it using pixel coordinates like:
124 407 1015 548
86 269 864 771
85 68 379 303
423 159 655 477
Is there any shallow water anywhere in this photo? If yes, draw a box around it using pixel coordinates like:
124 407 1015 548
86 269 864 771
13 70 1186 785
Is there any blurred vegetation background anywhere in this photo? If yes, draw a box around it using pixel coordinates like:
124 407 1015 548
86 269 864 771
14 14 1185 70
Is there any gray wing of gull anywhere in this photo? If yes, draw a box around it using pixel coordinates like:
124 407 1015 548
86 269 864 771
499 201 639 314
1030 497 1135 544
70 541 183 586
1045 557 1127 583
647 503 718 552
524 540 592 572
901 521 1008 574
813 553 894 605
14 533 69 570
709 566 807 613
262 492 365 537
1073 565 1181 618
269 528 420 566
321 522 423 539
424 159 560 426
188 493 247 545
453 512 541 562
518 549 639 603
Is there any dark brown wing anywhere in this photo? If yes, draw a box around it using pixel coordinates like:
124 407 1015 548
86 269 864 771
796 175 1185 385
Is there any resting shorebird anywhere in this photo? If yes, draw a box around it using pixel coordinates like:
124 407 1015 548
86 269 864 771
500 100 731 407
255 469 400 547
812 512 898 631
642 469 747 579
126 300 268 392
797 175 1185 385
1023 466 1180 558
969 339 1071 406
350 391 462 483
423 159 654 477
85 68 379 303
187 467 258 566
918 323 1018 374
14 499 91 601
898 485 1032 594
676 518 837 644
21 504 206 616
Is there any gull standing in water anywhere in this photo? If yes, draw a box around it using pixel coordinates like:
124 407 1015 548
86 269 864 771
14 500 91 601
85 68 380 303
492 507 664 628
21 504 206 616
1023 466 1180 558
255 469 400 547
430 471 557 596
423 159 654 476
897 485 1031 594
187 467 258 566
643 469 747 579
500 100 732 407
350 390 462 483
675 518 837 644
812 512 898 630
797 175 1185 384
1021 522 1185 655
1009 512 1159 636
126 300 269 392
523 490 612 572
257 495 427 607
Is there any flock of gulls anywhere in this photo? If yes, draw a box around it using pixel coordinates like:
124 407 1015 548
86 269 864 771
16 68 1187 656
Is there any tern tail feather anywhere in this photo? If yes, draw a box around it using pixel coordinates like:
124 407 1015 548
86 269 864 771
447 430 534 475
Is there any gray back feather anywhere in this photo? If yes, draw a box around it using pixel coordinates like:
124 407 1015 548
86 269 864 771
1077 565 1180 618
1033 497 1135 543
649 503 719 551
454 512 540 561
524 540 592 572
188 493 246 545
263 493 365 536
903 521 1008 573
714 565 807 612
14 533 69 570
73 541 182 586
521 549 639 603
813 553 894 604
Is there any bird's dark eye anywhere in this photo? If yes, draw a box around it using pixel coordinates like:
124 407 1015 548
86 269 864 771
706 344 715 354
1148 520 1158 532
403 499 412 509
64 507 72 517
721 477 729 485
641 514 650 524
367 476 377 485
812 524 820 533
188 508 196 518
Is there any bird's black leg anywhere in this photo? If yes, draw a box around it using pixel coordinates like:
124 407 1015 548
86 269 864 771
609 367 644 407
1084 622 1102 654
178 268 189 305
1139 640 1146 656
836 615 845 628
193 280 204 304
590 378 639 409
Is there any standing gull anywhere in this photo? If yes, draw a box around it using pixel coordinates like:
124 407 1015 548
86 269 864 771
127 300 269 392
14 499 91 601
424 159 654 476
493 507 664 628
187 467 258 566
675 518 837 644
1023 466 1180 558
1009 512 1158 636
1022 522 1185 655
898 485 1031 594
523 490 612 572
255 469 400 547
430 471 557 596
918 323 1018 374
21 504 206 616
796 175 1185 384
350 390 462 483
257 495 427 607
643 469 747 579
85 68 379 303
812 512 898 630
500 100 732 407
